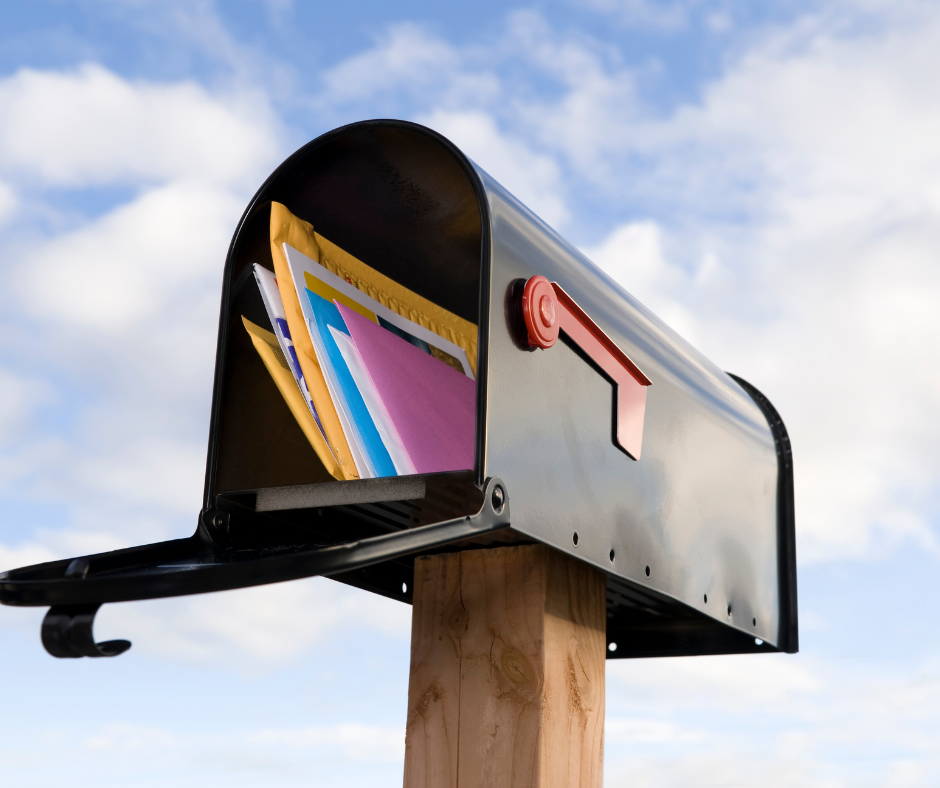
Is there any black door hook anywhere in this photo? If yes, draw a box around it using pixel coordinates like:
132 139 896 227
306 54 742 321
41 604 131 658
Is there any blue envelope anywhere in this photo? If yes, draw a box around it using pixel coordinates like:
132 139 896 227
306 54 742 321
304 288 396 478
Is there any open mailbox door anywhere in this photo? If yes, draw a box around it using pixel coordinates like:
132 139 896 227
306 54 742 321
0 120 797 660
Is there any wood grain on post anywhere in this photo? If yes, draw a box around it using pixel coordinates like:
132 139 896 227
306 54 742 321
403 544 606 788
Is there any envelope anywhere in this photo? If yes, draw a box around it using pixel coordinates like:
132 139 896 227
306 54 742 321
241 317 344 480
270 203 359 480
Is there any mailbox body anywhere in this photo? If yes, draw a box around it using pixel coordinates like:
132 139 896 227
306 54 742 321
0 120 797 658
480 172 794 655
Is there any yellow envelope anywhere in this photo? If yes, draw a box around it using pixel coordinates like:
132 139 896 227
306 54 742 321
314 226 478 377
242 317 344 480
269 204 359 480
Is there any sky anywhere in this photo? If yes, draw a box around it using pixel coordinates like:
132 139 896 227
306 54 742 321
1 0 939 785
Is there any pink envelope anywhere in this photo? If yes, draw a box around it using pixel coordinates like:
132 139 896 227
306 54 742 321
336 302 476 474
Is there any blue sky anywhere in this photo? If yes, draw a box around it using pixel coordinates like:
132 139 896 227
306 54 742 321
1 1 940 785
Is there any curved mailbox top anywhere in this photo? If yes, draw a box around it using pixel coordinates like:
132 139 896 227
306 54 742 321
0 120 796 660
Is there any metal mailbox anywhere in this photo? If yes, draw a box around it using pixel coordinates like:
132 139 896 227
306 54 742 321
0 120 797 660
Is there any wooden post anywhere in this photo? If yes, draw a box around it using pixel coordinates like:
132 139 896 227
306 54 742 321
403 544 606 788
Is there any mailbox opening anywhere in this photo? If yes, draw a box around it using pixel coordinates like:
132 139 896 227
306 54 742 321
200 122 504 604
211 124 487 492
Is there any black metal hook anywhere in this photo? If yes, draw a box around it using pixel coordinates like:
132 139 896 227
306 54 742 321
41 604 131 658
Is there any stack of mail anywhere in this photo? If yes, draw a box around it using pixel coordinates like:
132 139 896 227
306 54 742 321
244 210 477 481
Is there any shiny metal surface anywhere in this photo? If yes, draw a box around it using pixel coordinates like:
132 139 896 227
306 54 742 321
478 168 784 649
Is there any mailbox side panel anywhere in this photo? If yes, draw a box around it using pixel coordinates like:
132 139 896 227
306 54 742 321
478 172 784 649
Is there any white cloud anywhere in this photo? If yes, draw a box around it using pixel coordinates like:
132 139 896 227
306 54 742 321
605 744 828 788
588 215 940 560
420 109 569 228
321 24 459 103
605 716 700 745
0 540 57 575
498 14 642 188
0 180 16 225
582 220 698 339
574 0 689 30
0 367 52 443
313 15 634 223
608 653 820 708
4 717 405 786
72 436 205 515
17 181 242 330
249 723 404 761
0 63 277 189
0 64 281 585
602 651 940 786
84 723 181 752
67 718 405 763
566 6 940 561
315 22 571 226
659 9 940 220
94 576 411 668
313 22 501 122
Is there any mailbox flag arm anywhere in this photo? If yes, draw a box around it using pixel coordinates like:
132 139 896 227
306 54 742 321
521 275 652 460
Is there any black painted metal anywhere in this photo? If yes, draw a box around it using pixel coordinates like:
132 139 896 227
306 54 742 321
41 605 132 658
729 374 799 654
0 120 797 659
3 476 510 607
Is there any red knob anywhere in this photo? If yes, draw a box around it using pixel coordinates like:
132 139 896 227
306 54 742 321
539 295 556 327
521 275 559 349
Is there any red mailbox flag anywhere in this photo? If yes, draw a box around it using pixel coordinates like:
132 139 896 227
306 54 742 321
520 275 652 460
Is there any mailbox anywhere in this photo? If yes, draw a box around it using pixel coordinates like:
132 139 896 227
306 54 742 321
0 120 797 660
